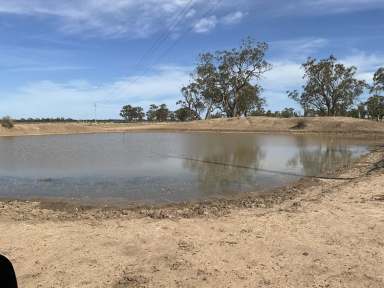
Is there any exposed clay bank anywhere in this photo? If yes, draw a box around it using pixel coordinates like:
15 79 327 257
1 117 384 137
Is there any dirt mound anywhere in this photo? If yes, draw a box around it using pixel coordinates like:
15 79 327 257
1 117 384 137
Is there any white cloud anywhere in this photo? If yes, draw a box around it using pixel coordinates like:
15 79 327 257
262 61 303 110
193 16 218 33
270 38 329 60
0 66 190 119
259 37 329 111
340 51 384 82
221 11 244 25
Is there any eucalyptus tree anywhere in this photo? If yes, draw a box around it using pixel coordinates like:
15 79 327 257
366 68 384 120
156 104 171 122
146 104 158 121
288 56 367 116
366 95 384 120
181 38 271 118
146 104 171 122
236 83 265 116
177 82 205 120
371 67 384 95
120 105 145 122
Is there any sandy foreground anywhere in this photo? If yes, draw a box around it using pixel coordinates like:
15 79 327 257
0 143 383 287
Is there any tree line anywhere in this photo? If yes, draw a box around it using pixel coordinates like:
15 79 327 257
121 38 384 122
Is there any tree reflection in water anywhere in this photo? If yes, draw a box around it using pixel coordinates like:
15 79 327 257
287 136 357 177
180 134 266 196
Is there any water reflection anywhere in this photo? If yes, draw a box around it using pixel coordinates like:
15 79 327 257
0 133 371 204
180 134 265 196
286 136 366 176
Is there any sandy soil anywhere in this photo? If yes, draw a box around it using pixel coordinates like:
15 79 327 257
1 116 384 137
0 147 383 287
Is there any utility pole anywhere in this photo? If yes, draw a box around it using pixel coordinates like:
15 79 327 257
94 102 97 124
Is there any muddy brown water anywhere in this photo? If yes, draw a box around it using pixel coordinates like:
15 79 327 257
0 132 373 206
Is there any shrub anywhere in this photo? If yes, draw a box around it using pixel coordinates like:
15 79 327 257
291 119 307 130
1 116 14 129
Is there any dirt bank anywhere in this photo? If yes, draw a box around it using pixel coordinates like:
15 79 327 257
1 117 384 137
0 147 383 287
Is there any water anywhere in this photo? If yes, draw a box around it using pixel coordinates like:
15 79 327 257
0 132 371 205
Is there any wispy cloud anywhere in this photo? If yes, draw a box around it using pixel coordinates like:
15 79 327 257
0 0 247 38
270 38 329 60
275 0 384 15
0 45 87 72
8 66 90 72
221 11 244 25
341 51 384 83
193 16 218 33
0 1 381 38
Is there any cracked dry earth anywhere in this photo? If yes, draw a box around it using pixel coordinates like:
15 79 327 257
0 154 383 287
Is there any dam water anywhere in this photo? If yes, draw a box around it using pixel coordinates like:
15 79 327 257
0 132 371 205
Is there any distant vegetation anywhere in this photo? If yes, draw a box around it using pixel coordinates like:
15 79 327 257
120 38 384 123
16 117 77 123
120 105 145 122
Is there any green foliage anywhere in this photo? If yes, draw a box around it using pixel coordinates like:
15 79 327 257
120 105 145 122
280 107 298 118
178 83 204 120
1 116 14 129
146 104 158 121
146 104 172 122
181 38 270 118
174 107 198 122
156 104 171 122
371 67 384 95
236 83 266 116
288 56 367 116
361 67 384 121
366 95 384 121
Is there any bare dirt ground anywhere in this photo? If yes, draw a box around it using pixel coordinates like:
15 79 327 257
1 116 384 137
0 147 383 287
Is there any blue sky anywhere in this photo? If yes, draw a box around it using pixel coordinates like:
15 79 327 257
0 0 383 119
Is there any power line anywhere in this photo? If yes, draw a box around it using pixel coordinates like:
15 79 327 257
160 153 357 181
132 0 196 76
127 0 224 87
100 1 224 109
155 0 224 63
